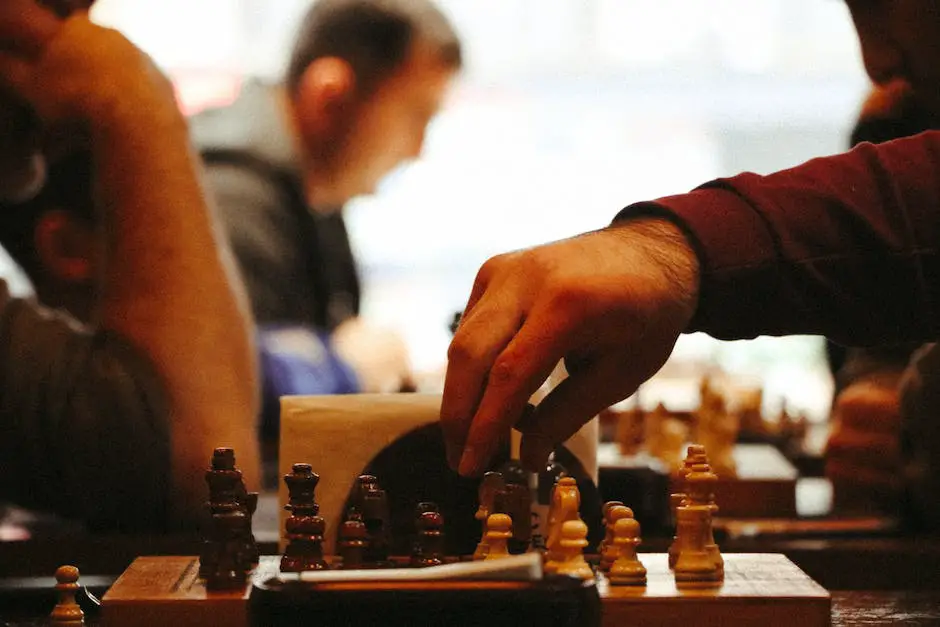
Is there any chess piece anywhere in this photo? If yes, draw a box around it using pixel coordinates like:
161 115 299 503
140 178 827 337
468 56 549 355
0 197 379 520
531 454 567 553
599 505 633 573
361 484 391 566
199 448 252 588
673 503 722 587
338 509 368 569
280 463 329 573
497 459 533 553
698 394 739 478
473 471 505 560
668 444 706 569
50 565 84 626
544 476 581 574
351 475 379 510
411 510 446 567
483 513 513 560
667 492 686 571
553 520 594 580
645 404 687 471
597 501 624 555
243 490 261 567
608 517 647 586
615 405 644 456
685 459 724 578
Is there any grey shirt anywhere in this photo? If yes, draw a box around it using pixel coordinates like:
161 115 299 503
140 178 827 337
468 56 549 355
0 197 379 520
190 81 360 331
0 281 171 531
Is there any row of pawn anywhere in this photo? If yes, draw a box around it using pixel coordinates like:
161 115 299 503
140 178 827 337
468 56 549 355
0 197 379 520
474 473 648 587
279 466 446 572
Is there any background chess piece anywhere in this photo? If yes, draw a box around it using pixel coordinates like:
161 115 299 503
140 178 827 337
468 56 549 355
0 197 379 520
599 505 634 573
614 406 645 456
644 403 687 472
50 565 84 626
280 463 329 573
483 513 513 560
553 520 594 580
608 517 647 586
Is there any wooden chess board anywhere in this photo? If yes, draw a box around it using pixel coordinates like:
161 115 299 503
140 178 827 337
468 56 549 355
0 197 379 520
100 553 830 627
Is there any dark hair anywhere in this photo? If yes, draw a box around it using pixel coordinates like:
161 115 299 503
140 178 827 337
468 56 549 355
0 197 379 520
849 94 936 148
285 0 462 96
0 151 94 278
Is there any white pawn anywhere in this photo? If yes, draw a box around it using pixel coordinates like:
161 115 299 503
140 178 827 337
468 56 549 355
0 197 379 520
483 513 513 560
552 520 594 580
50 565 84 626
608 518 647 586
600 505 634 573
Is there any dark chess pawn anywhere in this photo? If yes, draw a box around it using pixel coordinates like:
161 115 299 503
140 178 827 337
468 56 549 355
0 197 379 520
338 509 368 569
411 510 445 568
496 460 533 554
200 447 254 579
205 503 250 590
280 463 329 573
361 485 391 566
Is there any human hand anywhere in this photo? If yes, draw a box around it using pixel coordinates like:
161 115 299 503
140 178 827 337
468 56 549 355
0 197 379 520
332 317 414 393
0 1 174 193
442 218 700 476
825 375 905 514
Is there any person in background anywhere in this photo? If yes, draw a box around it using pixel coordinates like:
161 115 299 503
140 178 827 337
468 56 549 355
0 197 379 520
190 0 462 434
0 2 259 531
438 1 940 484
824 80 938 520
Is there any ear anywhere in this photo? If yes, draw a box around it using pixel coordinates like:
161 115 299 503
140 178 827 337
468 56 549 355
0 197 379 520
293 57 357 135
33 210 95 284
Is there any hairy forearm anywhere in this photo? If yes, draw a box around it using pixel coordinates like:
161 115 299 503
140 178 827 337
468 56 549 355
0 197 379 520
91 93 259 522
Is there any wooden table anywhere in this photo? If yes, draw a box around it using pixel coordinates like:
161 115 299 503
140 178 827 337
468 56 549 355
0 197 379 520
1 588 939 625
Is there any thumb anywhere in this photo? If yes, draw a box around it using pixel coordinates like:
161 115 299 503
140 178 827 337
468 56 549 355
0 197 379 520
519 354 644 472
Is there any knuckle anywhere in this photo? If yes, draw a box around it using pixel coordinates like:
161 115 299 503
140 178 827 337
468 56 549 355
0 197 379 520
473 254 508 292
488 354 522 389
446 333 486 367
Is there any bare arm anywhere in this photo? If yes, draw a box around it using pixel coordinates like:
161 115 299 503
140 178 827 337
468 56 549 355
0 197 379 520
0 7 259 524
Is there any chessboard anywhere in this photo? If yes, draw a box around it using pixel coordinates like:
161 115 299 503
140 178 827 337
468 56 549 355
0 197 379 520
99 552 831 627
96 430 828 626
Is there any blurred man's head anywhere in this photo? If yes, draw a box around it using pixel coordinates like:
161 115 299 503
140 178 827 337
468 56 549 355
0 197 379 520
850 79 937 147
285 0 462 206
844 0 940 118
0 151 96 320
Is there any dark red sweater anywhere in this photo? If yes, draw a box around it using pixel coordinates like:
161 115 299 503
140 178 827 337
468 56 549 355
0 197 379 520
617 131 940 345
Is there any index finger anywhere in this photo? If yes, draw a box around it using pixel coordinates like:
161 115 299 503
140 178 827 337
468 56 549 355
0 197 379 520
441 297 523 471
456 303 569 476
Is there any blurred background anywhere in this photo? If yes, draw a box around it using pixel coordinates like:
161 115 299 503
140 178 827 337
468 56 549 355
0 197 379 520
14 0 867 426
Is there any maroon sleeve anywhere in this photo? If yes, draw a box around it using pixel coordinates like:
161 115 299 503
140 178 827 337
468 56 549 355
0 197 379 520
616 130 940 345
